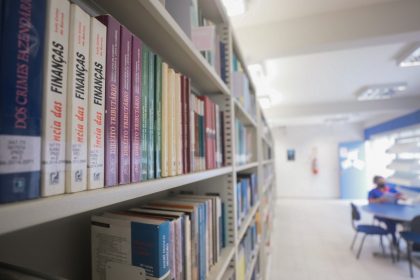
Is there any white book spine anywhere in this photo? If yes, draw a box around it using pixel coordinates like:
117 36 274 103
175 73 183 175
87 18 106 190
41 0 70 197
161 63 169 177
168 69 176 176
66 4 90 193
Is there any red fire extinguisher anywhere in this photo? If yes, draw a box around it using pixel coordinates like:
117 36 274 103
311 147 319 175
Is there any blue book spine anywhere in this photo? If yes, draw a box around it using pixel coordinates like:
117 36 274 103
147 51 155 179
219 42 227 84
131 221 170 278
0 0 46 203
198 203 206 280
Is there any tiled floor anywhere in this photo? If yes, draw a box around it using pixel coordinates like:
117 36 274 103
268 199 419 280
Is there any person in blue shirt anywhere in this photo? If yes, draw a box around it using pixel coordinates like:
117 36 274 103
368 175 402 245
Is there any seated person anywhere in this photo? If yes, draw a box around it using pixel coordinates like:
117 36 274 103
368 175 402 245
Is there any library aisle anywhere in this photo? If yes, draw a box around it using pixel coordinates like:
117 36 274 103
270 199 418 280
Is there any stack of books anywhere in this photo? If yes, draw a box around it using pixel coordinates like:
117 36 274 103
237 220 259 280
91 193 226 280
0 0 226 204
236 173 258 230
235 119 254 166
232 53 256 119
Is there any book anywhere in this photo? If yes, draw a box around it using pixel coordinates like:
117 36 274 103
131 36 142 183
91 214 171 280
96 15 120 187
175 73 183 175
0 0 46 203
65 4 90 193
161 62 169 177
167 68 176 176
87 17 106 190
154 55 162 179
148 51 155 180
41 0 70 196
141 45 149 181
118 26 131 184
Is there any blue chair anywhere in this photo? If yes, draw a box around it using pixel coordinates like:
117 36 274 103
400 216 420 278
350 203 395 260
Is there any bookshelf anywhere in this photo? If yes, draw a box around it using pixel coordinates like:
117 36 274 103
0 0 276 279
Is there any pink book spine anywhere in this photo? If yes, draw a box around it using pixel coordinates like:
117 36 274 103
118 26 132 184
131 35 142 183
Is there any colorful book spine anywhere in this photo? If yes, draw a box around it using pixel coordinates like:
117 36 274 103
168 68 176 176
161 63 169 177
118 26 132 184
141 45 149 181
175 73 183 175
148 51 155 180
41 0 70 196
96 15 120 187
181 76 187 174
65 4 90 193
0 0 46 203
154 55 162 179
190 94 196 172
131 36 142 183
185 77 191 173
87 18 106 190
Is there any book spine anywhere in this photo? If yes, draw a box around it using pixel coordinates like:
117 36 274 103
65 4 90 193
189 94 195 173
141 45 149 180
131 36 142 183
148 52 155 180
154 55 162 179
180 76 185 174
41 0 70 196
168 69 176 176
0 0 46 203
96 15 120 187
175 73 183 175
87 17 106 190
200 100 205 171
161 63 169 177
215 104 220 168
118 26 131 184
185 78 191 173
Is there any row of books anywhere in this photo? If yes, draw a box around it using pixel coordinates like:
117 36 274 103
237 173 258 230
0 0 225 204
232 53 256 120
165 0 228 84
235 119 255 166
237 220 260 280
91 193 226 280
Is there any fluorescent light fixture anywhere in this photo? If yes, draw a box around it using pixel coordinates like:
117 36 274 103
398 44 420 67
357 82 407 101
221 0 247 16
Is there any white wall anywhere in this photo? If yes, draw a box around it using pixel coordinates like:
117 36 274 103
273 123 364 198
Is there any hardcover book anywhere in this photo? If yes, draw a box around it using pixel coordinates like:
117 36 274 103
0 0 46 203
118 26 132 184
175 73 183 175
131 36 142 183
168 68 176 177
96 15 120 187
41 0 70 196
141 45 149 181
87 17 106 190
147 51 155 180
154 55 162 179
161 62 169 177
65 4 90 193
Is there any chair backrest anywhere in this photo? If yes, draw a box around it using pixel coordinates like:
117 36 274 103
350 203 360 230
411 216 420 234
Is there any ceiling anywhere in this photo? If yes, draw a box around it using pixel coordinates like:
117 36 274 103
228 0 420 127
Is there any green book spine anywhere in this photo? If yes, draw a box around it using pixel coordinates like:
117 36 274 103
154 55 162 178
141 45 149 180
147 51 155 179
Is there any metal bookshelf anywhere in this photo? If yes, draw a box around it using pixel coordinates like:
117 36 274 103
0 0 276 279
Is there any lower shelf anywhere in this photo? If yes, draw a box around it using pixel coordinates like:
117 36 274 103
0 166 232 235
245 244 260 280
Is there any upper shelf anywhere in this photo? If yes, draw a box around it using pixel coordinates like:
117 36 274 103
0 166 233 236
90 0 230 96
234 99 257 127
387 142 420 154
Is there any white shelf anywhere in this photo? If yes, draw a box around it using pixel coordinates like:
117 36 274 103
92 0 230 96
234 99 257 127
387 142 420 154
388 172 420 187
261 175 274 194
207 245 235 280
245 244 260 280
0 166 232 235
387 159 420 173
237 200 260 242
262 159 273 166
236 161 259 172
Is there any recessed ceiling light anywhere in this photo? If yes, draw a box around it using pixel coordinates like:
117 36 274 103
398 44 420 67
221 0 247 16
356 82 407 101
